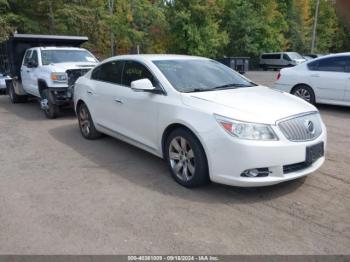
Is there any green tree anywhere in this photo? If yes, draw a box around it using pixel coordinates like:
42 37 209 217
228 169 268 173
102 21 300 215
222 0 287 56
165 0 229 57
311 0 338 53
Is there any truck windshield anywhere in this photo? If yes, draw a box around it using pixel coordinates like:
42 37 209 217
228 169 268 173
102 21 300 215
41 50 97 65
153 59 255 93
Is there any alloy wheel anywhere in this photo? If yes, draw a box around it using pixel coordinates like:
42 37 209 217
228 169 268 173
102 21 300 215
168 136 196 182
294 88 311 102
79 106 91 137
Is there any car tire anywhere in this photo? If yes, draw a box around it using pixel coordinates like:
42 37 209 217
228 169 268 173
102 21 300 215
292 85 316 105
77 102 101 140
41 89 60 119
8 81 27 104
165 128 210 188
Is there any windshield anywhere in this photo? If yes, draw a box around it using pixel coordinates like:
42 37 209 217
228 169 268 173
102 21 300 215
288 52 304 60
152 59 255 93
41 50 97 65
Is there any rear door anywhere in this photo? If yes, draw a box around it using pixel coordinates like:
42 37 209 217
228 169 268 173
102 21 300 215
87 60 125 131
309 56 348 102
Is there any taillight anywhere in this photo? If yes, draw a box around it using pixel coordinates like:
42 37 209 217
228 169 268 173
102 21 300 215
277 72 281 80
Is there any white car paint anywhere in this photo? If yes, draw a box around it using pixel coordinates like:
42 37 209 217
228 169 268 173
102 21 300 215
274 53 350 107
74 55 327 187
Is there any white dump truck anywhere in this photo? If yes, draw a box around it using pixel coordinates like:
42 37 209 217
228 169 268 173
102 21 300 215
0 34 98 118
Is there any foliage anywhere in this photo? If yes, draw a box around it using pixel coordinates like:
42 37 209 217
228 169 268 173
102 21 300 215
0 0 349 58
165 0 229 57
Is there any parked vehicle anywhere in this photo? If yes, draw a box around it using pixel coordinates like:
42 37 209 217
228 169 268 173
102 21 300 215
260 52 306 71
0 34 98 118
274 53 350 107
0 73 10 94
74 55 326 188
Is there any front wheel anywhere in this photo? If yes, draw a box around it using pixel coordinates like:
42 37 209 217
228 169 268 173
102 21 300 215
292 85 315 104
41 89 60 119
165 128 210 188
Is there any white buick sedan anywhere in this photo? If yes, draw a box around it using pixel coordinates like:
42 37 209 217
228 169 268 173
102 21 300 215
74 55 326 188
274 53 350 106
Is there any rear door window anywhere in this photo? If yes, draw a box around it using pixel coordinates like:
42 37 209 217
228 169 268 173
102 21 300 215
91 60 124 84
315 56 348 72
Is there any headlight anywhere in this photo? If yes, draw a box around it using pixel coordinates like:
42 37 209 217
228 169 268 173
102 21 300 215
51 72 67 82
215 114 278 141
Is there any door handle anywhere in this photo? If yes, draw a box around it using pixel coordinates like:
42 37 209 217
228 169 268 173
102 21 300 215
87 90 93 95
311 74 320 77
26 70 30 73
114 99 123 104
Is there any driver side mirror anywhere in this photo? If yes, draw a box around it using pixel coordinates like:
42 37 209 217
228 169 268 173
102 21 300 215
27 59 38 68
131 78 155 92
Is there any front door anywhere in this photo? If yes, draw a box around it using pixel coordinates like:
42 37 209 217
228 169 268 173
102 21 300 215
20 50 32 94
117 60 160 150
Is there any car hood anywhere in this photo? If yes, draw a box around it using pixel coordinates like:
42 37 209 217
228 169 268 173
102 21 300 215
47 62 97 72
181 86 317 125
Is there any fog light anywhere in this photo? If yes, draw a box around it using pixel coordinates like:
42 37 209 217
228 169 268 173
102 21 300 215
241 168 270 178
241 169 259 177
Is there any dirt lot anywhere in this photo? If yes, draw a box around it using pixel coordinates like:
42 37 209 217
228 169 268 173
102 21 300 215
0 71 349 254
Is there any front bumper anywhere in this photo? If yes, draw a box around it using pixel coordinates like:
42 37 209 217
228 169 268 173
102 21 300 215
49 87 74 105
202 123 327 187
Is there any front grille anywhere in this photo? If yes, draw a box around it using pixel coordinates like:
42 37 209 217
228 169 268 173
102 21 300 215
283 162 310 174
278 113 322 142
66 69 91 87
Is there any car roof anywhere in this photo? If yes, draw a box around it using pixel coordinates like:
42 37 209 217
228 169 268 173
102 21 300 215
103 54 209 63
28 46 87 51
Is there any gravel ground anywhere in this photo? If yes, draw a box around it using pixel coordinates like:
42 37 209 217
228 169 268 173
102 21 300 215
0 71 349 255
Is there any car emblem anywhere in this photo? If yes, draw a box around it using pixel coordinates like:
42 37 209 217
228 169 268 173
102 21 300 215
304 120 315 135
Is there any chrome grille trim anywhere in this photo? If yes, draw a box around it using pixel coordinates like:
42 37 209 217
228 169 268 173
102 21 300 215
277 112 322 142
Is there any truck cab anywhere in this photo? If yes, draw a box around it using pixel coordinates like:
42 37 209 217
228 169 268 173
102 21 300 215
19 46 98 118
0 34 98 119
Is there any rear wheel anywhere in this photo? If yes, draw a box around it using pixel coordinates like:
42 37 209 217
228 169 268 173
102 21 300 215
41 89 60 119
292 85 315 104
77 103 101 140
8 81 27 104
165 128 210 188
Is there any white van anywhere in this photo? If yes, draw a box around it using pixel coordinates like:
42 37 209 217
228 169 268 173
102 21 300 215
260 52 306 71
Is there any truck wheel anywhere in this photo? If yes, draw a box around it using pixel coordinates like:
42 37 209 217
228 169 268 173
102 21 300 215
41 89 60 119
8 81 27 104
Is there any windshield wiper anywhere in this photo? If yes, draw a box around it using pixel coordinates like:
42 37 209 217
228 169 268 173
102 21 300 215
184 88 210 93
184 83 254 93
212 83 253 90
